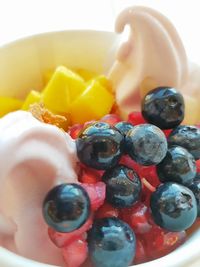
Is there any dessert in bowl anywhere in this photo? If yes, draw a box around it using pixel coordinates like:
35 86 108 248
0 6 199 267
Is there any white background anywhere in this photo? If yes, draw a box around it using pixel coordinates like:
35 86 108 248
0 0 200 63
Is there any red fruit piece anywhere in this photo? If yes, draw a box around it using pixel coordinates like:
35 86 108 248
79 167 102 184
95 202 119 219
134 238 147 264
62 238 88 267
196 159 200 173
139 166 160 187
143 225 187 260
68 124 83 139
81 182 106 211
163 129 172 138
128 112 146 125
48 215 93 248
121 203 152 234
120 155 141 173
100 114 121 125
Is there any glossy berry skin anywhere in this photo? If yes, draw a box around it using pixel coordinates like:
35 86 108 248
188 178 200 217
115 121 135 136
43 183 90 233
125 124 168 165
142 87 185 129
88 217 136 267
168 125 200 160
157 146 196 185
102 165 141 208
150 182 198 231
76 122 124 170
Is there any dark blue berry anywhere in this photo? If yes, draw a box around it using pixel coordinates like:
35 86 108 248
115 121 134 136
125 124 167 165
76 122 124 170
43 183 90 233
157 146 196 185
188 178 200 217
150 182 197 231
168 125 200 160
88 217 136 267
102 165 141 208
142 87 185 129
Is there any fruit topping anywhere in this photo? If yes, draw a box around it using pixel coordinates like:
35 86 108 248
188 178 200 216
142 87 185 129
76 122 124 169
102 165 141 208
157 146 196 185
125 124 168 165
168 125 200 160
150 182 198 231
88 217 136 267
43 183 91 233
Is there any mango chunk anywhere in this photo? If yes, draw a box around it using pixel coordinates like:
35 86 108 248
0 97 22 117
42 66 85 114
70 80 114 124
22 90 42 110
93 75 113 92
76 68 97 81
43 69 54 85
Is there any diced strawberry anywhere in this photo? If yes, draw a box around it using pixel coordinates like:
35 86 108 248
128 112 146 125
120 155 141 173
95 202 119 219
134 238 147 264
100 114 121 125
48 215 93 248
81 182 106 211
68 124 83 139
196 159 200 173
139 166 160 187
62 238 88 267
163 129 172 138
121 203 152 234
79 167 102 184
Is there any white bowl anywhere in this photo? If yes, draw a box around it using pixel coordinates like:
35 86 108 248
0 30 199 267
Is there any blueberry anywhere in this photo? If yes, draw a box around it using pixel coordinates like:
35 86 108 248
157 146 196 185
168 125 200 160
115 122 134 136
76 122 124 170
150 182 197 231
142 87 185 129
102 165 141 208
88 217 136 267
43 183 90 233
188 178 200 217
125 124 168 165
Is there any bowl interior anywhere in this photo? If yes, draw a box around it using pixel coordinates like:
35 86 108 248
0 30 199 267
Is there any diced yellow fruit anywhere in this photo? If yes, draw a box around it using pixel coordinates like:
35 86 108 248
70 80 114 124
0 97 22 117
22 90 42 110
43 69 54 85
76 68 97 81
42 66 85 113
94 75 113 92
183 95 200 124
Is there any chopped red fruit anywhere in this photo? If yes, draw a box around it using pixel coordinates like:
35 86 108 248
139 166 160 187
62 238 88 267
100 114 121 125
128 112 146 125
144 230 187 260
120 155 141 173
121 203 152 234
84 120 96 128
81 182 106 211
48 215 93 248
162 129 172 137
196 159 200 173
68 124 83 139
95 202 119 219
79 167 102 184
134 238 147 264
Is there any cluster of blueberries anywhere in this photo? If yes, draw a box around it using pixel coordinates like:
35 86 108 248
42 87 200 267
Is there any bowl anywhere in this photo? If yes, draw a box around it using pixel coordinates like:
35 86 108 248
0 30 199 267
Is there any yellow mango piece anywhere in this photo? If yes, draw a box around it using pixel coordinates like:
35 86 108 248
43 69 54 85
42 66 85 113
76 68 97 81
22 90 42 110
70 80 114 124
0 97 22 117
94 75 113 92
